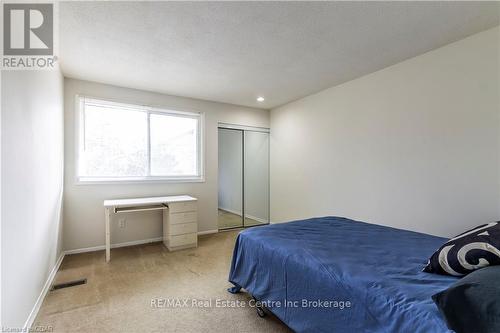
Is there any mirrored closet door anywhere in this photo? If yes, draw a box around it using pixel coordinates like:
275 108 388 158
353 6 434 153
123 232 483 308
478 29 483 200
218 128 244 229
243 130 269 227
218 124 269 230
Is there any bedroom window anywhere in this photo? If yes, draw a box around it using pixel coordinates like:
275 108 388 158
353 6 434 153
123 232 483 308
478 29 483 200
76 96 203 183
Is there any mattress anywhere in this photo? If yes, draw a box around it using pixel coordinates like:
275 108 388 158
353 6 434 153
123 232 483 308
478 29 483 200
228 216 457 333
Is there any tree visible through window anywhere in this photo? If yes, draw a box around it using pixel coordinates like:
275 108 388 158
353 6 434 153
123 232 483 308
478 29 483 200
77 97 202 182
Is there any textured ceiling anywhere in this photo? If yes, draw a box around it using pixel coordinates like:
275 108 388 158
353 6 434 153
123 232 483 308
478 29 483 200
59 1 500 109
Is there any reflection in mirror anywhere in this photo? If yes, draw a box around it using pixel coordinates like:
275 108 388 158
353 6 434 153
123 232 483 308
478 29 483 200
218 128 243 229
244 131 269 226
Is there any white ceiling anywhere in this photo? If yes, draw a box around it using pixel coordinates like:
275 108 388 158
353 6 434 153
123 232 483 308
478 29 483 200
59 2 500 109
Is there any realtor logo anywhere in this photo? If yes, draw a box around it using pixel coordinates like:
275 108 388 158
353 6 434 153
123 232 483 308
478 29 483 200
3 3 53 56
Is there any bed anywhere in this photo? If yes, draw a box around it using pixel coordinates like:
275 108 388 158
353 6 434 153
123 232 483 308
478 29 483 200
228 216 458 333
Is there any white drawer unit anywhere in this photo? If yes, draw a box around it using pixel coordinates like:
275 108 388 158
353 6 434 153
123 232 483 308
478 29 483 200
169 212 197 225
168 233 198 248
163 198 198 251
167 222 197 236
103 195 198 261
168 201 197 213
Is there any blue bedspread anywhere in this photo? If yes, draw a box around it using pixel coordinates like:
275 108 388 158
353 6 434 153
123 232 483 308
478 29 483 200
228 217 457 333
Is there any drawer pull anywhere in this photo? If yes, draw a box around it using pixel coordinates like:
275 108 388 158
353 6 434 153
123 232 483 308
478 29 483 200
168 222 197 236
169 212 197 225
169 202 197 213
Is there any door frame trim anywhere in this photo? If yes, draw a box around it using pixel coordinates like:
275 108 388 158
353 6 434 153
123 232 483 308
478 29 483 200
218 122 270 133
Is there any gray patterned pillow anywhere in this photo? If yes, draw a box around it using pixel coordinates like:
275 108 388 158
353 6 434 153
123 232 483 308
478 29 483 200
423 222 500 276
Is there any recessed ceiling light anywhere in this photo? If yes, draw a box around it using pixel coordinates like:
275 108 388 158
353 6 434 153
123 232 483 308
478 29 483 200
257 96 265 102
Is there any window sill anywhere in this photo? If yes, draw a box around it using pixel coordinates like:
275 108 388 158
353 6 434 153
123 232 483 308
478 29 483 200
75 177 205 185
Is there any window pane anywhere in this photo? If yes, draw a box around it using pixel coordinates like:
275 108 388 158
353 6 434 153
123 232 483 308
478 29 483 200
150 114 198 176
80 103 148 177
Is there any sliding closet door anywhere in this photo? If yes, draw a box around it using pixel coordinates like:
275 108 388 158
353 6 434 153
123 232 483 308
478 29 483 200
244 131 269 226
218 128 244 229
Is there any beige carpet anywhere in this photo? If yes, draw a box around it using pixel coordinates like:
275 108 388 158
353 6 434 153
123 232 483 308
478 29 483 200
35 231 290 332
218 209 266 229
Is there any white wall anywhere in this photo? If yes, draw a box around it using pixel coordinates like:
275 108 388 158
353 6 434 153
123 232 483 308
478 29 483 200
63 78 269 251
218 129 243 214
271 27 500 237
1 69 64 328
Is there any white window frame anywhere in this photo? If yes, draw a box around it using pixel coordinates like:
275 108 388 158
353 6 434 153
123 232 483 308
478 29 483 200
75 95 205 184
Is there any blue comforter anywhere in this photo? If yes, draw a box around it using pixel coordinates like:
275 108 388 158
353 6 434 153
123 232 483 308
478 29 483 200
228 217 457 333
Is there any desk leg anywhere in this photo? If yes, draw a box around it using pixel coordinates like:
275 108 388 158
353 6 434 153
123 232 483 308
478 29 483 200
105 207 111 262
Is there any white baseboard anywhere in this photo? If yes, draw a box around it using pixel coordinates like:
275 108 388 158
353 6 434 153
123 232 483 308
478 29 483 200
64 237 163 255
219 208 268 224
218 207 242 216
245 214 268 224
65 230 219 255
23 252 65 331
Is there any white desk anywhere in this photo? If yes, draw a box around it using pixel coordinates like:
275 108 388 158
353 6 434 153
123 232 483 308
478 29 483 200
103 195 198 262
